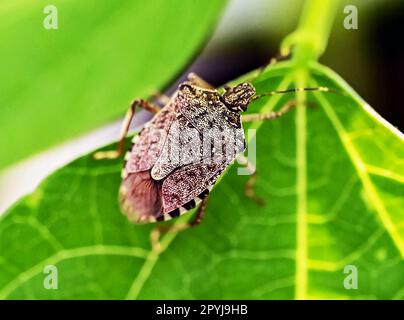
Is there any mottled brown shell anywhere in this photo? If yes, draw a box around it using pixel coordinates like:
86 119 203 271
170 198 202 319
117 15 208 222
120 83 246 223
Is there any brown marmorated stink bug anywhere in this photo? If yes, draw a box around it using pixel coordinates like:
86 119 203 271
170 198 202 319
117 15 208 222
94 72 333 245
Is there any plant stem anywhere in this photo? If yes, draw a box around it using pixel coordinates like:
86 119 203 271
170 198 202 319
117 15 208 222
282 0 340 66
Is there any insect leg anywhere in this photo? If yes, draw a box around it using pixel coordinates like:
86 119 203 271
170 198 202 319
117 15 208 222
93 99 160 160
189 196 209 227
187 72 215 89
242 100 299 122
268 50 292 65
150 91 171 106
150 197 209 252
253 51 292 80
237 155 265 206
245 170 265 206
243 100 318 123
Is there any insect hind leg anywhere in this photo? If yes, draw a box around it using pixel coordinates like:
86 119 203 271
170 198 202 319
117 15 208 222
93 98 160 160
150 196 209 253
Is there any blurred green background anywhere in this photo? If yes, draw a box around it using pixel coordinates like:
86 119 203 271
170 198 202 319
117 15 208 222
0 0 402 172
0 0 225 169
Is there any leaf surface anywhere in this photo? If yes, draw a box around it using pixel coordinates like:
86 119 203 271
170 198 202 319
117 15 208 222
0 62 403 299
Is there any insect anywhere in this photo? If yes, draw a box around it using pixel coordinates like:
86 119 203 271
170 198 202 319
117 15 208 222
94 72 332 244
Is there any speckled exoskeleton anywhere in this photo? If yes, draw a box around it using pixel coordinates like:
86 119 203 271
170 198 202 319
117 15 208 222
94 72 331 245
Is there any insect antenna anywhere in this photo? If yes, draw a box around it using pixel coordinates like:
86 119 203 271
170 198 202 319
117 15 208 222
247 51 345 102
251 86 345 102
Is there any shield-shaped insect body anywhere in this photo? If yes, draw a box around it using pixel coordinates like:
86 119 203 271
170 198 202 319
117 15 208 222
120 81 256 223
94 72 333 226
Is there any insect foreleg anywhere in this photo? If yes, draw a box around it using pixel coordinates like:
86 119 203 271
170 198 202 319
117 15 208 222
253 50 292 80
150 197 209 252
242 100 300 123
93 99 160 160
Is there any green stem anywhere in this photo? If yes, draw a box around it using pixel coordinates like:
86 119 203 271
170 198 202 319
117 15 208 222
282 0 340 66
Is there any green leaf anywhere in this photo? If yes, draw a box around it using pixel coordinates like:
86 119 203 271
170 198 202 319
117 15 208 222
0 0 226 169
1 61 403 299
